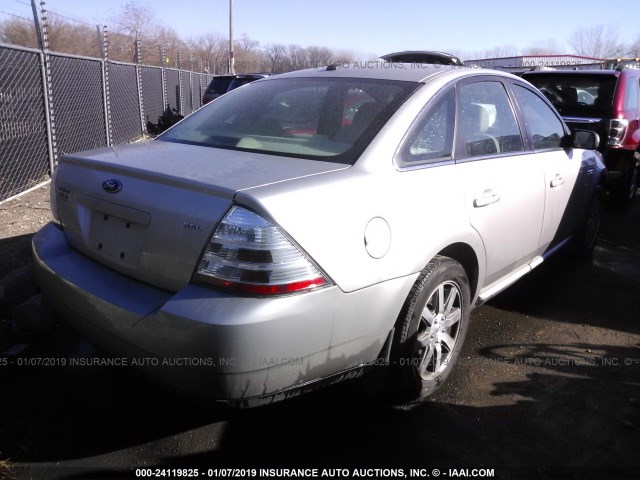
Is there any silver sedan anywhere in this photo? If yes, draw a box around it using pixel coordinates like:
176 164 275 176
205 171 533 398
33 64 606 406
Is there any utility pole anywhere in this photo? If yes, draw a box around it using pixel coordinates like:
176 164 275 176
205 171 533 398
229 0 235 74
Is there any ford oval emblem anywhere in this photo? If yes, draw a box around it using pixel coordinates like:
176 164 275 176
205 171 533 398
102 179 122 193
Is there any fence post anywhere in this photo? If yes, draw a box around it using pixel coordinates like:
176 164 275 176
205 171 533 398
199 58 204 109
101 25 112 147
160 44 167 110
134 37 142 64
30 0 43 50
189 57 194 114
177 51 183 115
96 25 103 58
135 39 146 135
39 0 57 171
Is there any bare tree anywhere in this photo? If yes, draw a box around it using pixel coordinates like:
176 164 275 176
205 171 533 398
332 49 357 65
568 25 622 59
188 33 228 73
234 34 264 72
112 0 155 42
236 33 259 52
264 43 289 72
149 26 187 67
0 18 38 48
0 6 385 74
287 44 307 70
626 34 640 57
0 15 99 57
110 0 163 62
305 46 333 68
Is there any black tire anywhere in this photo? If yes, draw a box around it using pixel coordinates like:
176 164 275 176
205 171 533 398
611 160 638 206
569 185 603 258
388 255 470 401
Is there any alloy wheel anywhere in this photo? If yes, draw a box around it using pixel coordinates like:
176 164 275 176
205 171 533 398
415 280 463 380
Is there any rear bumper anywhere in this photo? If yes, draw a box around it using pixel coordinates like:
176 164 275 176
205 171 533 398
33 222 416 404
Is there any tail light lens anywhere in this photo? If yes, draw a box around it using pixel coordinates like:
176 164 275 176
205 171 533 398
607 119 628 146
194 206 330 295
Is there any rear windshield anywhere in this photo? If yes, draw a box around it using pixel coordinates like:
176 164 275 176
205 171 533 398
523 73 618 117
228 76 263 91
206 76 235 94
159 77 420 164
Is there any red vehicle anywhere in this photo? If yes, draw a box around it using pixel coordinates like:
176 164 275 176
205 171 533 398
523 68 640 204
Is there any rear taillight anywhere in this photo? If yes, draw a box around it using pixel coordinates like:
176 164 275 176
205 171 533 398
194 206 329 295
607 119 628 146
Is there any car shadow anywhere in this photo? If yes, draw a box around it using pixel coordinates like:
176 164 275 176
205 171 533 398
3 312 639 479
0 327 230 464
0 234 34 278
54 341 640 479
487 253 640 335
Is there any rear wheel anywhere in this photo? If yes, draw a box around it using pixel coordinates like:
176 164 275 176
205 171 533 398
628 162 639 201
569 185 603 258
389 256 470 400
612 159 638 205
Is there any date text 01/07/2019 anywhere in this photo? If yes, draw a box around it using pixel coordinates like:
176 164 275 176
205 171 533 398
134 467 496 478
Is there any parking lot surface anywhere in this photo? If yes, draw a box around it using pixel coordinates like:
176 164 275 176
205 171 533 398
0 185 639 480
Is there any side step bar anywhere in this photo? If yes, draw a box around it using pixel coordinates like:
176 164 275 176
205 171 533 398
475 237 571 306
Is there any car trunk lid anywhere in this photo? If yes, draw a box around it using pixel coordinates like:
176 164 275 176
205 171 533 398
54 140 347 292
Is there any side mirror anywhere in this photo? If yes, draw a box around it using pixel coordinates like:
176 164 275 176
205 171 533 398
569 129 600 150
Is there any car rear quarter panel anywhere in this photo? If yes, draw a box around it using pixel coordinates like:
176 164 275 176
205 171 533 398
235 70 486 298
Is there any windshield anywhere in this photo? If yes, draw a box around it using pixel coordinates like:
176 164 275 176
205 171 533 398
159 77 420 164
523 73 618 117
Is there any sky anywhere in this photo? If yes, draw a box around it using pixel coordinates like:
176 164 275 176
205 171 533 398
3 0 639 59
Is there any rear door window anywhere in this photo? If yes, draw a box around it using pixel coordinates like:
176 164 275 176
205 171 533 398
456 81 524 159
513 84 566 150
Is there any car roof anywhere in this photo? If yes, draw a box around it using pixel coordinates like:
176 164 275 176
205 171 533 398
269 64 493 84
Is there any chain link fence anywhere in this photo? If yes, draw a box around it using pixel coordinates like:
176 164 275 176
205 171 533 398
49 53 108 155
108 62 143 145
140 66 164 126
0 42 210 203
165 68 180 115
0 44 50 201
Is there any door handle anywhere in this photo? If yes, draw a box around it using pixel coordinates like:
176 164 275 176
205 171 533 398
550 175 565 188
473 190 500 208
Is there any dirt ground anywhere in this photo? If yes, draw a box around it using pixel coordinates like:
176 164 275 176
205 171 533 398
0 184 52 278
0 184 638 480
